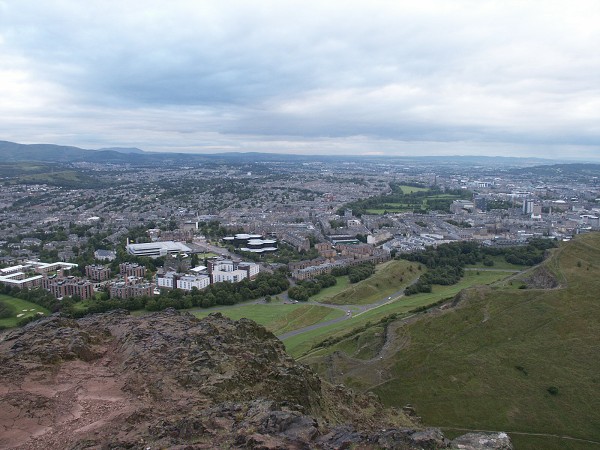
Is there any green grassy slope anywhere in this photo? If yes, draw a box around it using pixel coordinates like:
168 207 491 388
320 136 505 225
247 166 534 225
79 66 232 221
321 259 418 305
366 234 600 447
288 270 511 358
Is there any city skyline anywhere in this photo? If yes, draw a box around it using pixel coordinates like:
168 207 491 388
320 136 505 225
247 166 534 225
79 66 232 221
1 1 599 160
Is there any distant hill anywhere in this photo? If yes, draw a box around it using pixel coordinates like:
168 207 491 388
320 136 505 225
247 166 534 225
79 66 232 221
97 147 145 154
0 139 582 167
0 141 178 165
510 163 600 181
0 140 96 163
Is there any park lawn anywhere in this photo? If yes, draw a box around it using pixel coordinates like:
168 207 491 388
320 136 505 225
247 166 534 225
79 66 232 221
310 276 350 302
192 303 343 335
0 294 50 328
321 259 419 306
465 255 528 271
287 269 512 358
398 185 429 193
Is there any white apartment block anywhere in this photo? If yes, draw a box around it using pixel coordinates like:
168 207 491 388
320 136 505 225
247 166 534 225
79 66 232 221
156 271 211 291
238 262 260 278
209 259 259 284
156 259 259 290
211 269 249 283
177 274 210 291
156 271 177 289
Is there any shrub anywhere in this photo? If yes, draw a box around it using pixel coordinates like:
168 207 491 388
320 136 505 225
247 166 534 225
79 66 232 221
0 300 15 319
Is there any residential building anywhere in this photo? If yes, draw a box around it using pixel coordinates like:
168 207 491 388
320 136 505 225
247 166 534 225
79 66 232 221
177 274 211 291
156 270 211 291
119 263 146 278
42 276 94 300
157 271 178 289
85 264 111 281
110 280 154 299
0 260 78 290
208 258 259 284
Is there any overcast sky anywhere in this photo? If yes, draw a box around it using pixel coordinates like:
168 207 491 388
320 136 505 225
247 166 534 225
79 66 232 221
1 1 599 159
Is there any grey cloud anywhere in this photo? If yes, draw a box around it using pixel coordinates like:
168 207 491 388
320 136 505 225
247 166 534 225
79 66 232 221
0 0 599 158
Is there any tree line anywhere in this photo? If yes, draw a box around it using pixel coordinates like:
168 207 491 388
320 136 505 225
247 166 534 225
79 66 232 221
402 238 557 295
0 269 290 321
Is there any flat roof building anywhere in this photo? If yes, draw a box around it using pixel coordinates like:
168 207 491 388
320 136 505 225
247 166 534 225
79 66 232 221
126 241 192 258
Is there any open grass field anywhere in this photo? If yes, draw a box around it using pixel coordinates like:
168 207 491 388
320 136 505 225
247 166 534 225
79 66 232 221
192 303 344 335
286 269 512 358
320 259 418 305
365 192 464 215
465 255 527 271
313 233 600 449
0 295 50 328
397 184 429 193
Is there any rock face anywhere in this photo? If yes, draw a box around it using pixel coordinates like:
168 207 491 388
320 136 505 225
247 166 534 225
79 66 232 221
522 265 559 289
0 309 513 449
452 432 513 449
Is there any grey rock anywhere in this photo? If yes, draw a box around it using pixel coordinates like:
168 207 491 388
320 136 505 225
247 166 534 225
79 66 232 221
452 432 514 449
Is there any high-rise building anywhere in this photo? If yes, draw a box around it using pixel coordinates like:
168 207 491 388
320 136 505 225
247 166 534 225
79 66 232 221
523 199 535 214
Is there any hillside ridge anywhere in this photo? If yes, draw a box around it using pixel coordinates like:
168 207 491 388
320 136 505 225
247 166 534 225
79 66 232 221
303 233 600 449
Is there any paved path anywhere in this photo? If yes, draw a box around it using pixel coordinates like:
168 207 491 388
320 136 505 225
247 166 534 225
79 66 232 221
277 289 414 340
277 275 422 340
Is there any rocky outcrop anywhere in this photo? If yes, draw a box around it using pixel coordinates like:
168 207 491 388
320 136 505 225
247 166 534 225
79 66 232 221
452 432 513 449
0 309 512 449
522 265 559 289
